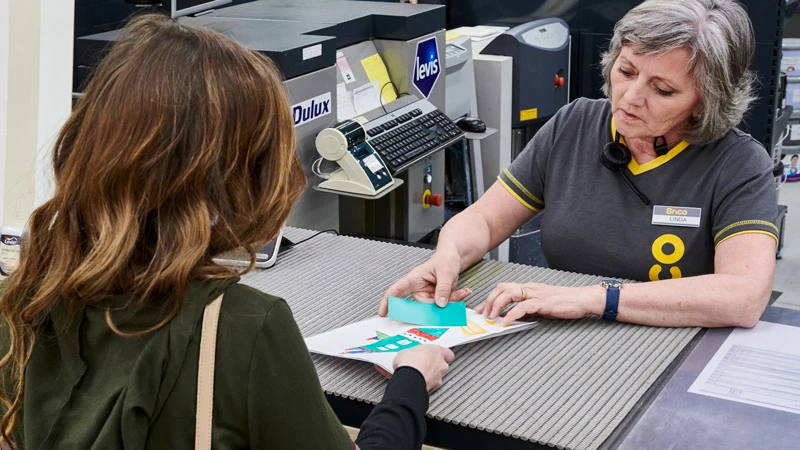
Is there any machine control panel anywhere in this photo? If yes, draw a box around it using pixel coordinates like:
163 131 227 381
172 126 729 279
521 21 569 50
481 18 570 126
445 43 468 59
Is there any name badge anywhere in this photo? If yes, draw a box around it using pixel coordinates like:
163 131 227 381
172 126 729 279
652 205 701 228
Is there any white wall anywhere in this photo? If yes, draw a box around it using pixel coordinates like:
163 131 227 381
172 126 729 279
0 0 9 221
35 0 75 206
2 0 73 228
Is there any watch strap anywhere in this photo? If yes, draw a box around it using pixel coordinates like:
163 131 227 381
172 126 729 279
602 285 620 321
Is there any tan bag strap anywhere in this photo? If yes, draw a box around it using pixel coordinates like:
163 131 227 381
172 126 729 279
195 294 223 450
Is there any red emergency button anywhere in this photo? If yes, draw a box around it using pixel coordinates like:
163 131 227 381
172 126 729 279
422 190 444 208
555 75 565 87
427 194 443 206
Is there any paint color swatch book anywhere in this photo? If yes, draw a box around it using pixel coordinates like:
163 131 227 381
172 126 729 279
305 309 537 373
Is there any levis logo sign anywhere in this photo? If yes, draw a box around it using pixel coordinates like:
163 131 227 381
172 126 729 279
292 92 332 127
413 36 440 99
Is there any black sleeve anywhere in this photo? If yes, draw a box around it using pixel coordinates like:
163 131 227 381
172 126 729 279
355 367 429 450
497 98 580 212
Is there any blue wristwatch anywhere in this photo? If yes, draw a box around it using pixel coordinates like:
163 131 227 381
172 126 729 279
601 279 622 321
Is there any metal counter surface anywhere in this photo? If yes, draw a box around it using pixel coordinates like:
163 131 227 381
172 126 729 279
618 306 800 450
241 228 701 450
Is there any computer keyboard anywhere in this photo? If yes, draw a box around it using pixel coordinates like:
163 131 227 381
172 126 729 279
363 99 465 175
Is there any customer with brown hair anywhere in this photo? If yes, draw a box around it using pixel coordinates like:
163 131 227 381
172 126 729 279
0 14 453 450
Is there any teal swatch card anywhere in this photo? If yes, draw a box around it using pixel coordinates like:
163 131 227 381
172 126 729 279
387 296 467 326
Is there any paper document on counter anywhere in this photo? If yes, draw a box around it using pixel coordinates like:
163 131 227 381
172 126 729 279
449 25 508 41
305 309 537 373
688 321 800 415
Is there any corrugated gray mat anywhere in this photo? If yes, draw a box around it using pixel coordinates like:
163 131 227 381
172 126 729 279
241 228 701 450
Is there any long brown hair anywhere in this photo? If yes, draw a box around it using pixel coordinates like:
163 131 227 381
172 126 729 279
0 14 304 442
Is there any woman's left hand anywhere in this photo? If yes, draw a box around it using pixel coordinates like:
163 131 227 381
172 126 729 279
475 283 604 324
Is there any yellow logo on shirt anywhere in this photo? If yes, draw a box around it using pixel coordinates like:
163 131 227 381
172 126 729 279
649 234 684 281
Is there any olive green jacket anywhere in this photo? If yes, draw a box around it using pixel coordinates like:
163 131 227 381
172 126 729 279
0 279 352 449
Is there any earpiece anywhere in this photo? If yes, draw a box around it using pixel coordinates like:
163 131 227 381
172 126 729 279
600 132 652 206
653 135 669 156
601 140 631 171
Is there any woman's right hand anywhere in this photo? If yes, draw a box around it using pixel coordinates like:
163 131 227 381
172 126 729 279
379 251 471 316
393 344 455 391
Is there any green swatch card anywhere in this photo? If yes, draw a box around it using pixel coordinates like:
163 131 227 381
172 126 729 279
387 296 468 326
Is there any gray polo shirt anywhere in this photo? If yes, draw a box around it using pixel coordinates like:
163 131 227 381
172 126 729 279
498 98 778 282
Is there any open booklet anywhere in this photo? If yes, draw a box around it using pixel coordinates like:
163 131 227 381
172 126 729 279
305 309 538 373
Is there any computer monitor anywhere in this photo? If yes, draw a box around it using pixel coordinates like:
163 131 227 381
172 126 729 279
170 0 232 19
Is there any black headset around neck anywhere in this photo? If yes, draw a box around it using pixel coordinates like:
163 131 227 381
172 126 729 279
599 131 669 206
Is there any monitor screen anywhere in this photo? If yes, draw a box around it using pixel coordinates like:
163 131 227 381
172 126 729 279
171 0 232 18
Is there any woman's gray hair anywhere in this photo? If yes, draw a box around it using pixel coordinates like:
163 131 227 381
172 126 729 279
600 0 756 145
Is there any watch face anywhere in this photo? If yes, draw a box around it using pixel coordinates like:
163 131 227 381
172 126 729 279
602 279 622 289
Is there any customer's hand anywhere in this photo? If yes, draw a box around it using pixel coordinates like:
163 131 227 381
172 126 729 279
379 251 471 316
475 283 604 324
393 344 455 391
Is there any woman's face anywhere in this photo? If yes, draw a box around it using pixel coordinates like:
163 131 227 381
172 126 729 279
610 45 702 142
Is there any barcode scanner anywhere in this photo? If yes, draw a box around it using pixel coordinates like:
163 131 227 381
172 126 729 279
601 132 652 206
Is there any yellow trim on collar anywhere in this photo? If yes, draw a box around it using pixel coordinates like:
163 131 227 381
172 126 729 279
497 177 541 212
610 117 690 176
714 230 779 250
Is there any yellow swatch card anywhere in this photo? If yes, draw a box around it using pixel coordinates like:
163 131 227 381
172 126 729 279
361 53 398 104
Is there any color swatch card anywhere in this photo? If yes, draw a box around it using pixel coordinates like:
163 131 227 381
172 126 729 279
387 296 467 326
305 309 537 373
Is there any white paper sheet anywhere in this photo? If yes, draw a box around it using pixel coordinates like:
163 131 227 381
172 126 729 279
353 80 382 115
336 83 358 121
305 309 537 372
450 25 508 38
688 321 800 415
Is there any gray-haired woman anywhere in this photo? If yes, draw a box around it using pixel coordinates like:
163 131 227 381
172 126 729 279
380 0 778 328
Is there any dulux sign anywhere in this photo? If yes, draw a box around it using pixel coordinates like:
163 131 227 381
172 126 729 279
413 36 440 99
292 92 332 127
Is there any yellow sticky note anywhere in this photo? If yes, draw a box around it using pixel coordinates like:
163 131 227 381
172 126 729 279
520 108 538 121
360 53 398 104
446 32 463 40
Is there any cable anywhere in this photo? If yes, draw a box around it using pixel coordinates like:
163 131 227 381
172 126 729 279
312 157 332 179
379 82 393 114
777 176 787 190
292 229 339 246
778 127 790 144
379 81 408 114
511 228 541 238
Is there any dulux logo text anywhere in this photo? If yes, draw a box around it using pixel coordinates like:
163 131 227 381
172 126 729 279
413 36 440 99
292 92 332 127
